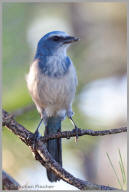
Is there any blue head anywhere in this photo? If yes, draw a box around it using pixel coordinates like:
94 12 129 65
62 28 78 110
35 31 79 57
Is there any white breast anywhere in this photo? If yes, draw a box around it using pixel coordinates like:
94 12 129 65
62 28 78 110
26 60 77 118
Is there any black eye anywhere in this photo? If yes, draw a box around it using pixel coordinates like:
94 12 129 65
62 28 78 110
52 36 60 41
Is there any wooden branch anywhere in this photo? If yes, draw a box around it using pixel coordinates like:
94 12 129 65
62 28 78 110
2 109 125 190
36 141 116 190
40 127 127 142
2 170 20 190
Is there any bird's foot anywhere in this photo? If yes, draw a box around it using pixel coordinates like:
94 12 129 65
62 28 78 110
32 129 41 150
69 116 81 143
31 118 43 149
72 125 81 143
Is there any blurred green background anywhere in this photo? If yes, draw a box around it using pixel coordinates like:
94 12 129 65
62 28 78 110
2 2 127 190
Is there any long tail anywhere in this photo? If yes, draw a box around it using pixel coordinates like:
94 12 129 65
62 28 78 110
44 117 62 182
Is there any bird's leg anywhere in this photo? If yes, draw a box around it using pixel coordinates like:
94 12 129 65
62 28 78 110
69 116 80 142
33 118 43 145
67 109 80 142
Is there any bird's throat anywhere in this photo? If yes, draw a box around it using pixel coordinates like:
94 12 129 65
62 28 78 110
38 55 71 78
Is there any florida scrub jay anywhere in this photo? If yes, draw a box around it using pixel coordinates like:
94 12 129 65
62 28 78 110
26 31 79 182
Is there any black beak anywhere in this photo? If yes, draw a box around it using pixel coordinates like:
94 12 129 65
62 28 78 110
63 36 79 44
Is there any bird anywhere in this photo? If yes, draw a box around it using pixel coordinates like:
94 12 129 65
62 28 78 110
26 31 79 182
